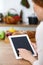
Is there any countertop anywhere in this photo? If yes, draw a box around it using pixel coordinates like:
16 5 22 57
0 23 38 27
0 41 32 65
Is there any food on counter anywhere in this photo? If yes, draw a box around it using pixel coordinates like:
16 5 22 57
5 28 17 37
8 28 16 33
3 16 15 24
8 12 18 17
26 31 35 39
0 31 5 40
13 15 21 22
3 15 21 24
3 9 21 24
5 31 12 37
0 30 36 43
8 12 20 22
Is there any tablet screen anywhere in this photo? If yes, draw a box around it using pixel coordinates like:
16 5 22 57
11 36 34 56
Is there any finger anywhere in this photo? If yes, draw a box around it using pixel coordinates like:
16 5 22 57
28 51 32 54
18 48 25 51
18 48 23 54
17 48 22 52
18 48 21 50
18 51 22 57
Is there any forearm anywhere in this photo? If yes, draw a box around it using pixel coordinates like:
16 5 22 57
27 56 37 64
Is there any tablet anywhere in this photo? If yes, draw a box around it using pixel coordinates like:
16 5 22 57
8 34 36 59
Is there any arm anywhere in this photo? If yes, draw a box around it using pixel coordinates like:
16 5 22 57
35 22 43 65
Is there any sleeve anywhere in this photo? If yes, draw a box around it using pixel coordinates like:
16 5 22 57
35 22 43 65
36 22 43 51
33 60 39 65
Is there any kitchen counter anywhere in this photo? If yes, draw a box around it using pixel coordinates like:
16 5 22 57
0 41 32 65
0 23 37 27
0 30 36 65
0 23 38 31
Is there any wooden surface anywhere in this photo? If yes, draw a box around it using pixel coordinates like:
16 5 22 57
0 41 32 65
0 31 36 65
0 23 37 27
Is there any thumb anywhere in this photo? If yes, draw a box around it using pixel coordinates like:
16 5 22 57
18 48 23 51
17 48 20 51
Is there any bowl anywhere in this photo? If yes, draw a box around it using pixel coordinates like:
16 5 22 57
28 17 39 25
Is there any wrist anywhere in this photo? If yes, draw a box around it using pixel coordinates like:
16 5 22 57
27 56 36 64
30 57 36 64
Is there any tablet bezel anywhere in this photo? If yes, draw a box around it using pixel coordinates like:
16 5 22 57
8 34 36 59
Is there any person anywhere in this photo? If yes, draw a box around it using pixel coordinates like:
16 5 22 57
18 0 43 65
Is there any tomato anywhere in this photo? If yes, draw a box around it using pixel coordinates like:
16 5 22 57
13 16 20 21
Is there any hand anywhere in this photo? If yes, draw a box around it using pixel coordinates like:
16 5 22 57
32 43 37 54
18 48 36 64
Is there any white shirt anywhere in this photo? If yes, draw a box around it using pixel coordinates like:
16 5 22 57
33 21 43 65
